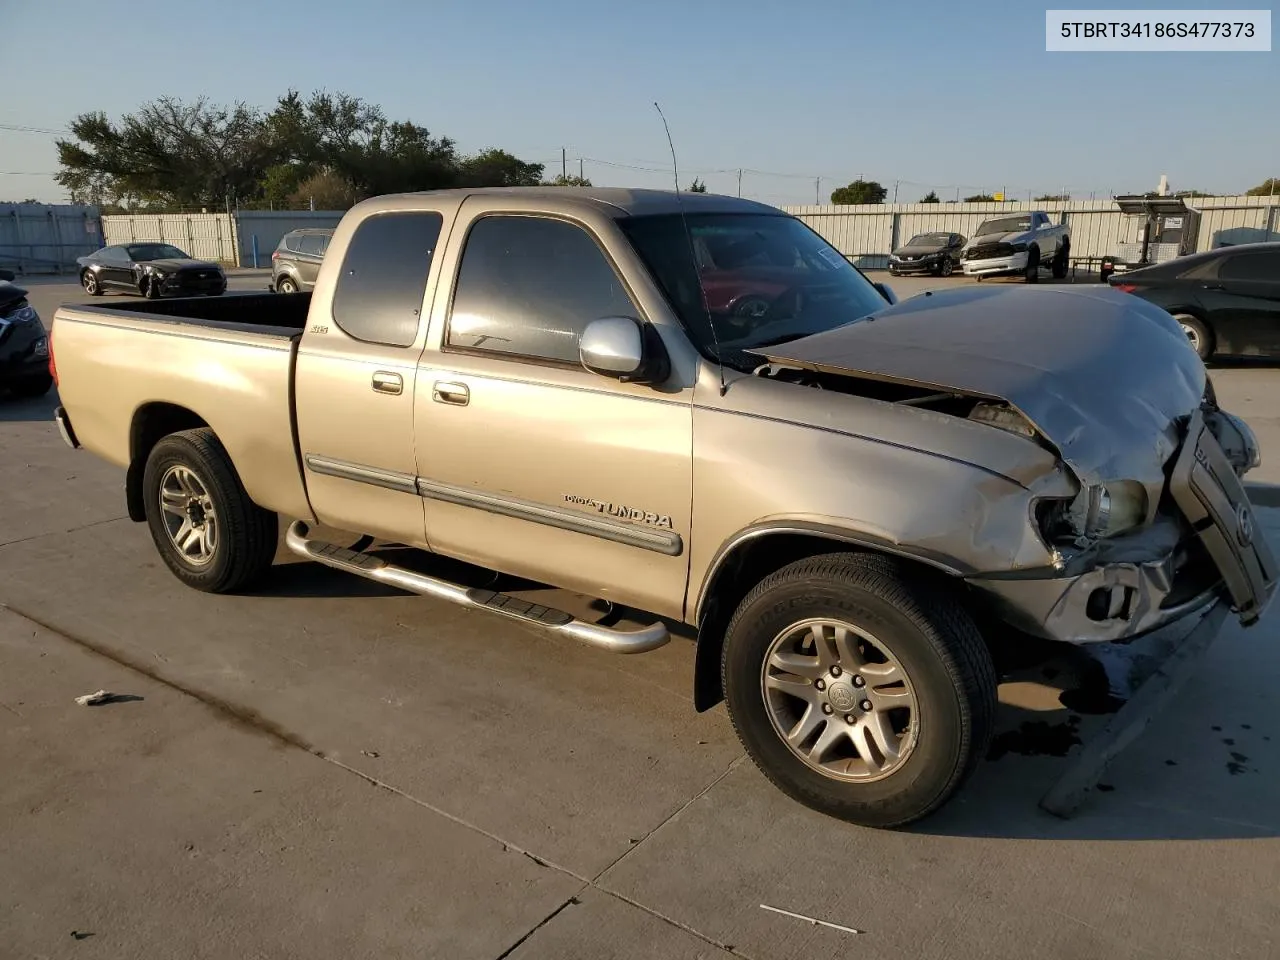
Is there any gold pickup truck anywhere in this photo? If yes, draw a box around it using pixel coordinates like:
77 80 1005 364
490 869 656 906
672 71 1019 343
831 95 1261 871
49 187 1276 827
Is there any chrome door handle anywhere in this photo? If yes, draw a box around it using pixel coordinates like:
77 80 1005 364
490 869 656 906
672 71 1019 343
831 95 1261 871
372 371 403 395
432 381 470 406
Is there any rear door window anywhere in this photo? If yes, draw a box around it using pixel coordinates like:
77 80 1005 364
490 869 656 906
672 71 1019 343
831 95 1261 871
298 235 325 256
1220 252 1280 282
331 212 443 348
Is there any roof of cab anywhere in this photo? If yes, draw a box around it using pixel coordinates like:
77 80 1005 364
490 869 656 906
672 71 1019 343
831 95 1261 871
363 186 781 218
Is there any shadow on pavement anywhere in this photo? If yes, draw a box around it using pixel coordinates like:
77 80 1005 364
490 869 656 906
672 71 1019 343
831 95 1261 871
0 390 59 423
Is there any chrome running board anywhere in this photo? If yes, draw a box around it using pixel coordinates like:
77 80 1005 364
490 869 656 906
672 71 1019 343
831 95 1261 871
284 521 669 654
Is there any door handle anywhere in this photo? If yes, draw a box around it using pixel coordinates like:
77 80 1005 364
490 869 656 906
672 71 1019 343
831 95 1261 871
371 371 403 395
432 381 470 406
1202 283 1226 291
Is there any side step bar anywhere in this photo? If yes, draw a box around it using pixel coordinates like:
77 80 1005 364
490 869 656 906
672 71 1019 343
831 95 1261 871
284 521 669 654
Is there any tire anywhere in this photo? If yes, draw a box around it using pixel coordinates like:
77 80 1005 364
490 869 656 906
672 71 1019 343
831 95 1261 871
939 257 955 277
142 428 278 593
721 552 997 828
276 276 298 294
81 270 103 296
1174 313 1213 361
142 276 161 299
9 373 53 398
1051 240 1069 280
1023 247 1041 283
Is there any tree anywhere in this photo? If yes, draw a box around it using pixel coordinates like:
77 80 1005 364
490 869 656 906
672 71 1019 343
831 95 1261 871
964 193 995 202
1246 177 1279 196
459 149 544 187
829 179 887 205
546 174 593 187
1035 193 1070 202
688 178 707 193
919 190 940 203
288 170 358 210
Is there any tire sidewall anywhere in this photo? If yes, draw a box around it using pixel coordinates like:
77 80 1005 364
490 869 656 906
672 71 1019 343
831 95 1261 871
723 575 972 823
278 277 297 294
82 271 100 295
142 437 236 589
1175 314 1211 360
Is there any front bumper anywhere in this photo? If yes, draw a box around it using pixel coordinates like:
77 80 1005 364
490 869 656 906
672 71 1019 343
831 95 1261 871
962 252 1029 277
971 411 1276 644
888 257 943 274
155 272 227 296
0 319 49 382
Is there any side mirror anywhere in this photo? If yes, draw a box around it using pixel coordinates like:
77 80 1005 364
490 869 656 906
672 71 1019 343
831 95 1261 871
579 316 669 384
873 281 898 305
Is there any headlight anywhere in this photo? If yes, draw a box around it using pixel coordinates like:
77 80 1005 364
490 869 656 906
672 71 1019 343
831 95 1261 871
967 402 1037 438
1042 480 1148 544
1009 242 1029 252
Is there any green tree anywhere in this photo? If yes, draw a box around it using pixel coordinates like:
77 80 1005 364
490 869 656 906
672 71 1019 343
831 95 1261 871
688 178 707 193
458 149 544 187
1035 193 1070 202
964 193 995 202
829 179 887 204
546 174 593 187
919 190 940 203
1246 177 1280 196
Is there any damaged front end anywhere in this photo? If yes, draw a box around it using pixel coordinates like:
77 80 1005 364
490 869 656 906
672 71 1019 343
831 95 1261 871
750 285 1277 644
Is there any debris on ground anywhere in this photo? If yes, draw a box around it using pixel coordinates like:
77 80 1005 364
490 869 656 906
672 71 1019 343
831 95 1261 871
760 903 861 935
361 750 380 758
73 690 113 706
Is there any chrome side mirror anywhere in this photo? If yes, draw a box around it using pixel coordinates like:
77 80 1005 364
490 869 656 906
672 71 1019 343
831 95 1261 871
873 281 898 305
580 316 670 383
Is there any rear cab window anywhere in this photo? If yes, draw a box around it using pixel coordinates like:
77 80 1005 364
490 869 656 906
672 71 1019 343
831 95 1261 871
331 212 443 347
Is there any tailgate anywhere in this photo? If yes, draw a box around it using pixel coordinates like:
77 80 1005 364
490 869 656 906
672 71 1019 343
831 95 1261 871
1170 410 1278 624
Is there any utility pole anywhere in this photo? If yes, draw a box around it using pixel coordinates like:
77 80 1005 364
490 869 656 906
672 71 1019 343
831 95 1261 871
815 177 820 204
578 158 583 181
893 180 899 203
737 169 742 197
561 148 567 181
955 186 960 202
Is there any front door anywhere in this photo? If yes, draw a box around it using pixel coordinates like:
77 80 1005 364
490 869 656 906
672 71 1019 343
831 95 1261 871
414 203 694 620
294 208 448 545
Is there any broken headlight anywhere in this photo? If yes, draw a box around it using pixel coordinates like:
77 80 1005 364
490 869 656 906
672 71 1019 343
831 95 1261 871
1038 480 1149 545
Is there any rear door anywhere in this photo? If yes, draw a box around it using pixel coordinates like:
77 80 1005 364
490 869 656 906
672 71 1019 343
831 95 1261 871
413 200 694 620
295 234 327 289
293 204 453 544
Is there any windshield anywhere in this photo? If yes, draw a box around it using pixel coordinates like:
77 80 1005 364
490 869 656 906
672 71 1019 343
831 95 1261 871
906 233 950 246
127 243 190 261
619 213 888 364
975 217 1031 237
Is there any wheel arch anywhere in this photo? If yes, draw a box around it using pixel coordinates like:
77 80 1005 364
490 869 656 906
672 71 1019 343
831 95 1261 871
691 525 970 712
126 402 210 521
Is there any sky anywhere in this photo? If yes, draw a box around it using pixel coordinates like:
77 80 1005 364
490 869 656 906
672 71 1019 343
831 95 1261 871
1 0 1276 206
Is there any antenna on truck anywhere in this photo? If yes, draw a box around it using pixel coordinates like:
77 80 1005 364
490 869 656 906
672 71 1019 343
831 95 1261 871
653 101 727 397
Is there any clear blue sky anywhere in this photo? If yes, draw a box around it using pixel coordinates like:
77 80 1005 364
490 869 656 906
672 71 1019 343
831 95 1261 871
2 0 1276 205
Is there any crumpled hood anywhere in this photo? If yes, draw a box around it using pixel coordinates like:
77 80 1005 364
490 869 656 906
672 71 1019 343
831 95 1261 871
144 258 223 272
749 285 1206 487
964 230 1029 248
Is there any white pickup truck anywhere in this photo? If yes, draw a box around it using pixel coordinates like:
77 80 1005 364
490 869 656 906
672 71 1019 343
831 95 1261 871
961 211 1070 282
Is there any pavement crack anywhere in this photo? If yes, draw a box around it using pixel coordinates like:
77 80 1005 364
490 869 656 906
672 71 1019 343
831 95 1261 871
0 514 130 550
492 887 589 960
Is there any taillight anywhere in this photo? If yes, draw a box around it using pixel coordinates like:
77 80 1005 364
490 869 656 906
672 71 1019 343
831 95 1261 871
48 325 57 385
1113 283 1137 294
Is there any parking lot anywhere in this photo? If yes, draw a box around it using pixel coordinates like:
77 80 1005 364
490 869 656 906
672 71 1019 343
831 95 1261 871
3 272 1280 959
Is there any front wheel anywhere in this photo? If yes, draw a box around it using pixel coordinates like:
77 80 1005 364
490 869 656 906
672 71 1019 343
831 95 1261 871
939 257 955 277
142 428 278 593
142 276 162 299
722 553 997 828
1023 248 1041 283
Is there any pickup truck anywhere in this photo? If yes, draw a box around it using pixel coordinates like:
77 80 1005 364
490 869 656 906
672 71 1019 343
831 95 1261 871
49 187 1275 828
961 211 1071 282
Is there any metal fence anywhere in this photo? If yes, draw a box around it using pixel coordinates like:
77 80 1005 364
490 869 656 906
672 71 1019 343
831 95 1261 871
101 213 238 264
0 203 104 275
783 195 1280 270
234 210 344 267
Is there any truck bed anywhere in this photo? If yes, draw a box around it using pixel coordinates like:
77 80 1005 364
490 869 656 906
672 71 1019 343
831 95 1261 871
88 291 312 339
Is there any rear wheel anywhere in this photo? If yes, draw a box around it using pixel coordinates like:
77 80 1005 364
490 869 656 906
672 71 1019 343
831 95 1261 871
276 276 298 294
142 428 278 593
1051 240 1069 280
721 553 997 827
1174 313 1213 361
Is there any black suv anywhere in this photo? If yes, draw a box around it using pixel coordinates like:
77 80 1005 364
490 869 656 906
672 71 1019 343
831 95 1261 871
272 228 334 293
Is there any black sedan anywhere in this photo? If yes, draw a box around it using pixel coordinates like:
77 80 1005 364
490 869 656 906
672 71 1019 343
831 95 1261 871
887 232 966 277
77 243 227 299
0 269 52 398
1109 242 1280 360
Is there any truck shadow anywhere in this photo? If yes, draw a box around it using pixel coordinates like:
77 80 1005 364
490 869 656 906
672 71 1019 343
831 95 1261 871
0 389 59 423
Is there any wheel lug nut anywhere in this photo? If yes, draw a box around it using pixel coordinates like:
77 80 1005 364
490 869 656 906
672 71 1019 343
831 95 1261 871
815 679 825 690
830 666 842 678
822 704 834 715
844 714 856 725
853 676 865 687
860 700 872 712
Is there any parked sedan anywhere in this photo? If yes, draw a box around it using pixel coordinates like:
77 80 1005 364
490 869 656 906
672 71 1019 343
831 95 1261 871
78 243 227 299
0 269 51 398
1109 242 1280 360
888 232 966 277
